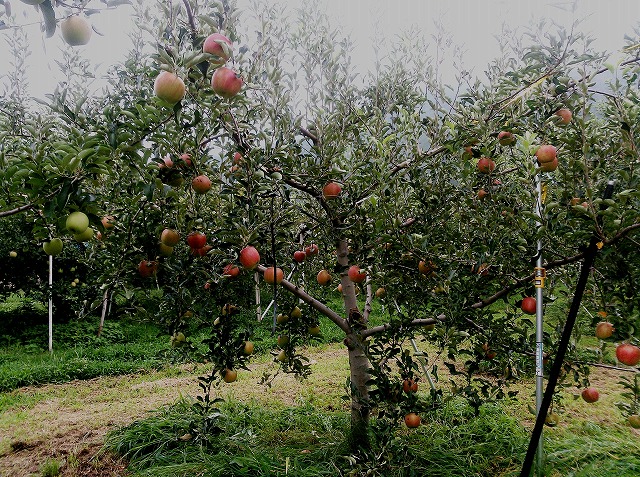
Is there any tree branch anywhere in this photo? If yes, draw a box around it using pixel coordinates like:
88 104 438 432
0 203 33 217
361 315 445 338
256 264 350 334
471 221 640 309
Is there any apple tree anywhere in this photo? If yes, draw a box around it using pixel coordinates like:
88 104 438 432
2 0 639 465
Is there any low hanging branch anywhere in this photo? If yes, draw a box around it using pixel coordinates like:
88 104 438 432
472 221 640 309
0 203 33 218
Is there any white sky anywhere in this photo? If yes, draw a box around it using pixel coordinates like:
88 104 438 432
1 0 639 100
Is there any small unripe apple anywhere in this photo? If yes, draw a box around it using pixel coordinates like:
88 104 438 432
9 251 17 258
43 238 63 256
154 71 186 104
308 325 321 336
202 32 232 64
276 313 289 324
276 350 287 362
61 15 92 46
211 67 243 98
73 227 94 242
290 306 302 320
277 335 289 346
158 243 174 256
101 215 115 230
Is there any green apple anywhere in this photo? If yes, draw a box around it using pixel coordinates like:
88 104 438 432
43 238 63 256
73 227 94 242
66 211 89 234
9 251 17 258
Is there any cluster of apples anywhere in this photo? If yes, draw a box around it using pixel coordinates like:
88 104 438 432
154 32 242 105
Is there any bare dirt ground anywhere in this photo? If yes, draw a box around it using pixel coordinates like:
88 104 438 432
0 345 349 477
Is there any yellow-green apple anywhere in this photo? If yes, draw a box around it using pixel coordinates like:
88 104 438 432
160 228 180 247
66 211 89 234
43 238 63 256
154 71 186 104
61 15 92 46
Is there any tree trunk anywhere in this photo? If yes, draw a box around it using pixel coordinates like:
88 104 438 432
336 238 371 450
346 331 371 451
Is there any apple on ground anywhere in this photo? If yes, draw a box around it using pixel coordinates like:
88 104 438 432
545 413 560 427
154 71 186 104
581 387 599 403
61 15 92 46
521 297 536 315
375 287 386 298
211 67 243 98
404 413 421 428
264 267 284 284
595 321 614 339
239 246 260 269
629 415 640 429
616 343 640 366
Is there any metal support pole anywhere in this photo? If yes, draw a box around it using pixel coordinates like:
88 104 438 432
534 176 545 476
48 255 53 354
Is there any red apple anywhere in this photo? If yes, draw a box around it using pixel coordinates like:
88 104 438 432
535 145 557 164
138 260 158 278
322 181 342 199
317 269 332 286
160 228 180 247
305 244 319 257
539 157 558 172
595 321 614 340
179 153 193 167
159 154 174 168
581 387 599 403
191 245 212 257
498 131 516 146
222 264 240 278
404 413 421 428
477 189 489 200
192 175 212 194
202 32 232 64
348 265 366 283
477 157 496 174
187 232 206 249
264 266 284 284
402 379 418 393
239 246 260 269
233 152 243 164
616 343 640 366
554 108 572 126
521 297 536 315
418 260 436 275
211 67 243 98
293 250 306 263
154 71 186 104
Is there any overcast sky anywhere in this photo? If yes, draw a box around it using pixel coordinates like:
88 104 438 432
1 0 639 100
